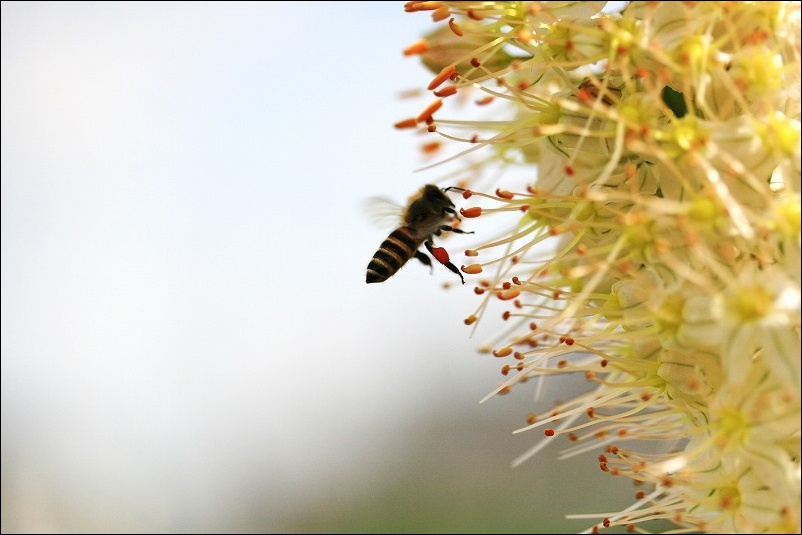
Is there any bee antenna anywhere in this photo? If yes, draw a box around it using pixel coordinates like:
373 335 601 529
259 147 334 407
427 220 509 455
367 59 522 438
442 186 466 193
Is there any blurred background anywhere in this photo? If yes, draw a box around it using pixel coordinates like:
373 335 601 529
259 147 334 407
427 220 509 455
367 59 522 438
1 2 634 533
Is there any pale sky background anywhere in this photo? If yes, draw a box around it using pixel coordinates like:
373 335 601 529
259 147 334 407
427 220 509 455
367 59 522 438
1 2 631 532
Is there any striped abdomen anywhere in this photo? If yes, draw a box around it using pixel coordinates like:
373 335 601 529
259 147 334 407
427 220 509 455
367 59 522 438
366 226 423 284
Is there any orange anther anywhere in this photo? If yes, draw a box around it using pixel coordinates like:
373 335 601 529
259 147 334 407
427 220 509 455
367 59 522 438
492 347 513 357
403 39 429 56
421 141 441 153
428 66 456 90
526 413 537 425
459 206 482 218
404 1 442 12
495 188 514 199
577 87 594 102
464 315 478 325
394 118 418 129
417 99 443 123
434 85 457 97
448 17 463 36
461 264 483 274
432 4 450 21
497 289 520 301
467 9 484 20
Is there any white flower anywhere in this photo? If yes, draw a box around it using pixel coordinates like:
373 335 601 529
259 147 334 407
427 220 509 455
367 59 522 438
396 1 801 532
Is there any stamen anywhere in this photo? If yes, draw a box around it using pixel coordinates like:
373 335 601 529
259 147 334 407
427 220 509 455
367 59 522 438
403 39 429 56
448 18 463 37
416 99 443 123
428 66 456 91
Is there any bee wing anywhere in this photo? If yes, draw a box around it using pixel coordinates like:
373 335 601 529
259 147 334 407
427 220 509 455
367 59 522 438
363 195 404 229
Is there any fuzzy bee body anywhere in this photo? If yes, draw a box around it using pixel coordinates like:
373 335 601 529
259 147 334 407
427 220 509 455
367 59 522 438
366 226 427 284
365 184 470 285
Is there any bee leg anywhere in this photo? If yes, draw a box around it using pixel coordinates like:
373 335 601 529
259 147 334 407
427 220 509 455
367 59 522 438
414 250 434 273
443 206 462 222
437 224 474 235
424 240 466 284
442 186 466 194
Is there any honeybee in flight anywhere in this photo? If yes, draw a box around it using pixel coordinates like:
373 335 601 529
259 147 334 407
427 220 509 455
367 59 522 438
366 184 472 284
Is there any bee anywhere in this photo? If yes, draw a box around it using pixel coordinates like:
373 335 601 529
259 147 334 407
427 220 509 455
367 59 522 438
366 184 472 284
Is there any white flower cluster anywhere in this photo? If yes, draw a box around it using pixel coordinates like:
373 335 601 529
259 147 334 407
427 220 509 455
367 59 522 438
399 2 801 532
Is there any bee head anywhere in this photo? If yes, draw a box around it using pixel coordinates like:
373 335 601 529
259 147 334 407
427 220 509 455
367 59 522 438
405 185 455 225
